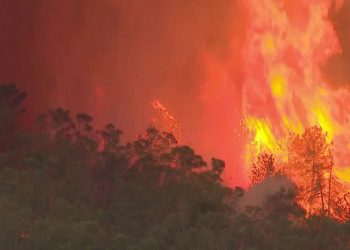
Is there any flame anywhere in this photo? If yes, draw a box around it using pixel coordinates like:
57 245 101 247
239 0 350 182
200 0 350 187
335 167 350 185
245 117 279 154
269 71 287 97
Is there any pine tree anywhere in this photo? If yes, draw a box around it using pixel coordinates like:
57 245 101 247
250 153 275 185
288 126 341 216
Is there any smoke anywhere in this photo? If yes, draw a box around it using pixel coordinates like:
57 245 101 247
239 175 296 209
323 0 350 87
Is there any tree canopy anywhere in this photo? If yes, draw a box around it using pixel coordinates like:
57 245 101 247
0 84 350 249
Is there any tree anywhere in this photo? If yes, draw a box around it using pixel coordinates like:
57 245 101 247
170 145 207 171
333 192 350 222
0 84 26 151
2 85 350 248
288 126 340 216
209 158 225 182
250 153 275 185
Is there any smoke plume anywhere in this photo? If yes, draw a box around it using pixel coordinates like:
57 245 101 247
238 175 296 209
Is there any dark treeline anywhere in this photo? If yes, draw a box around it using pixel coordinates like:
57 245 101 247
1 84 350 250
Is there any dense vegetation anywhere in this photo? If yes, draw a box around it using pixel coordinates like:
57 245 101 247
1 84 350 249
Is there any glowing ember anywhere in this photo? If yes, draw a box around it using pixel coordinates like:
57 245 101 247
151 100 181 140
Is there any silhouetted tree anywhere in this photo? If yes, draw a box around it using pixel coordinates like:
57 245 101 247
1 85 350 249
288 126 340 216
250 153 275 185
0 84 26 150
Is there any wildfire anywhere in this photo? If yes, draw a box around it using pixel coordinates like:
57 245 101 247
238 0 350 185
142 0 350 192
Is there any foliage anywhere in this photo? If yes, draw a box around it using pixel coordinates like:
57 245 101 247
0 84 26 151
0 85 350 249
288 126 346 217
250 153 275 185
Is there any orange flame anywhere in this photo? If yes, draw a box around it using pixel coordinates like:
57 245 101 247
240 0 350 185
201 0 350 187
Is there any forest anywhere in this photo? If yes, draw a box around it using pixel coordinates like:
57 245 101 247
1 84 350 250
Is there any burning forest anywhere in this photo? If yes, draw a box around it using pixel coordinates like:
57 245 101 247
2 0 350 249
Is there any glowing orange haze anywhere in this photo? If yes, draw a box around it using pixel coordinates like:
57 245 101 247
155 0 350 188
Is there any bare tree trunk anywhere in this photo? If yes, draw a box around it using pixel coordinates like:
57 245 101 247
327 155 334 216
317 168 325 214
309 154 316 215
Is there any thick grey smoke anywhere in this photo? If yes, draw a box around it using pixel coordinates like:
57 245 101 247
238 175 296 209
